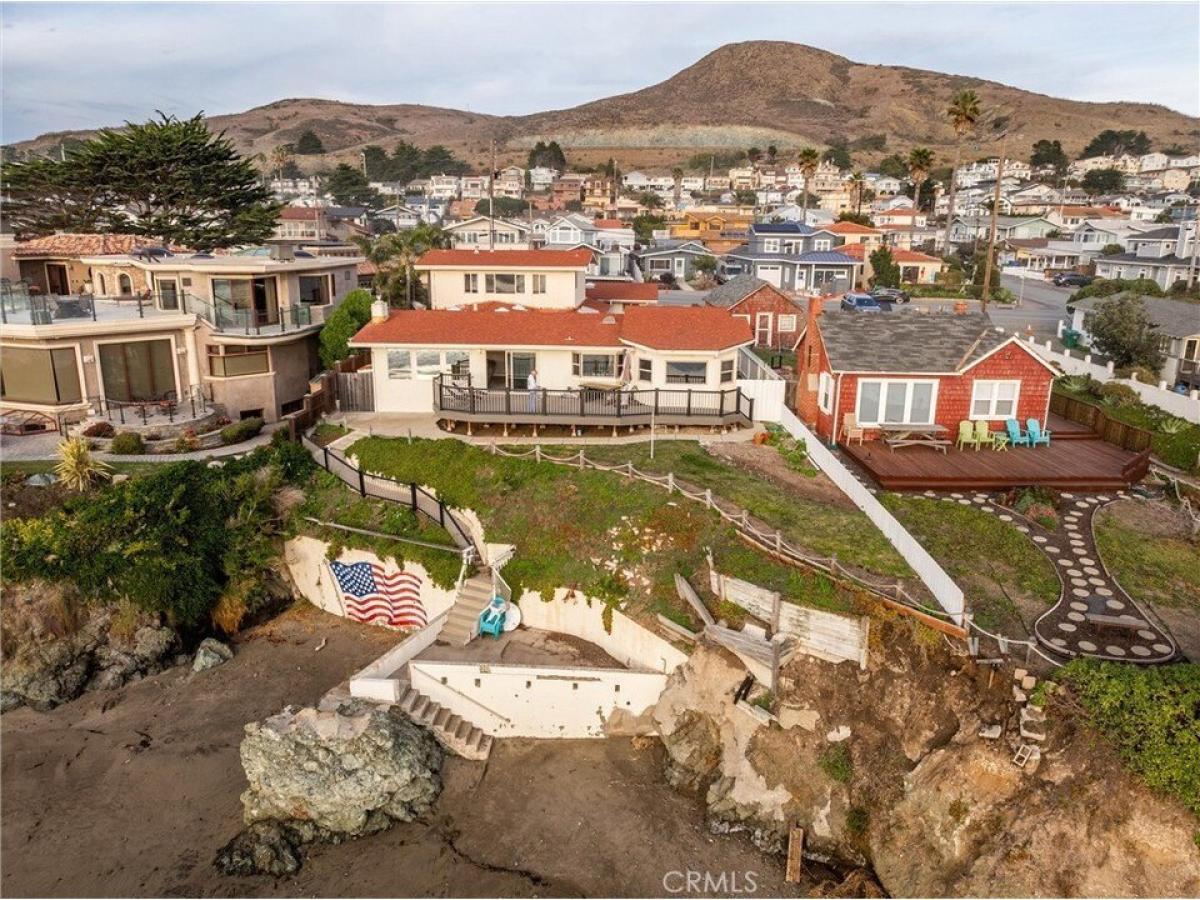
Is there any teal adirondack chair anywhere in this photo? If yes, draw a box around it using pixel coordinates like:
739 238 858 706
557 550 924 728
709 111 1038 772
973 419 994 451
956 420 978 451
478 598 506 639
1027 418 1052 447
1005 418 1031 447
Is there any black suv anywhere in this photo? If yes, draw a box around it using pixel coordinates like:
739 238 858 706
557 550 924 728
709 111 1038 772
1052 273 1094 287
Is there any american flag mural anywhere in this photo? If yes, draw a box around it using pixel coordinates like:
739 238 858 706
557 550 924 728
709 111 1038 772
328 560 427 629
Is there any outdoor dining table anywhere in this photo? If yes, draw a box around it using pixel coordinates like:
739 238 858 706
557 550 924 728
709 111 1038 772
877 423 951 453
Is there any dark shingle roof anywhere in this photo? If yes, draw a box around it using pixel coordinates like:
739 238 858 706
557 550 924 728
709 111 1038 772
817 311 1011 373
1071 293 1200 338
706 275 773 307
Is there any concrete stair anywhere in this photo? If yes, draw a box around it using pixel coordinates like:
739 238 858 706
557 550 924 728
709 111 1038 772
439 570 495 646
397 683 493 760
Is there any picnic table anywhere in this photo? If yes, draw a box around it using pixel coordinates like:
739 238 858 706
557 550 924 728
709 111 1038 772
878 423 951 453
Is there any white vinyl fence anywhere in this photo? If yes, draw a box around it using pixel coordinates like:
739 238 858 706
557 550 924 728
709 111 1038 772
776 408 966 624
1029 336 1200 424
737 347 787 423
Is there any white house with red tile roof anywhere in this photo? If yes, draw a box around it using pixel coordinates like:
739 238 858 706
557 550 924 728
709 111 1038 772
349 249 756 425
838 243 945 285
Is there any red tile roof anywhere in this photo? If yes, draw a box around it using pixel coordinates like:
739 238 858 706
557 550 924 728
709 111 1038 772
279 207 323 221
839 244 943 264
620 305 753 351
826 221 882 235
585 281 660 303
351 303 752 352
416 249 593 268
13 233 183 257
592 218 626 230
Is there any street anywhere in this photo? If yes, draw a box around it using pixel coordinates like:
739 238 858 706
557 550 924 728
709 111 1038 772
988 272 1076 338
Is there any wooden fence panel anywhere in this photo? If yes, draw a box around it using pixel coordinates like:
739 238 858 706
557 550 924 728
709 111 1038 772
336 371 375 412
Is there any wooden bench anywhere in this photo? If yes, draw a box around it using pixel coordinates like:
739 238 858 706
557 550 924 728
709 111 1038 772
1084 613 1149 633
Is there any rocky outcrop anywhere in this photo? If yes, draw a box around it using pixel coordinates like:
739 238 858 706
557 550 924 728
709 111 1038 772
655 631 1200 897
1 581 179 712
217 699 443 876
192 638 233 672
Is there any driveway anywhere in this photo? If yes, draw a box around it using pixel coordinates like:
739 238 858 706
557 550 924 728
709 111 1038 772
987 272 1076 339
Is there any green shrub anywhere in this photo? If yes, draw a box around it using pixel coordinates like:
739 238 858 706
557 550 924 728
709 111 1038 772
1098 382 1139 408
109 432 145 455
81 421 115 438
172 429 200 453
220 416 264 445
819 744 854 784
1115 365 1159 384
1059 661 1200 814
845 806 870 836
319 289 375 369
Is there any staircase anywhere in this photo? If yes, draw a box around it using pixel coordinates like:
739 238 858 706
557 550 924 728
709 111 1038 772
397 682 493 760
439 569 495 646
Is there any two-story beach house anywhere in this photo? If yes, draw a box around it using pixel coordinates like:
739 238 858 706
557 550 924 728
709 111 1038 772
719 223 860 292
349 249 756 431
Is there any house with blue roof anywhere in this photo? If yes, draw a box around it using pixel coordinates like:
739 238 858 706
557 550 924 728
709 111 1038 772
718 222 860 292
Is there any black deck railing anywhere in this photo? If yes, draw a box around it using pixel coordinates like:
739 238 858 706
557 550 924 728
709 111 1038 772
433 375 754 423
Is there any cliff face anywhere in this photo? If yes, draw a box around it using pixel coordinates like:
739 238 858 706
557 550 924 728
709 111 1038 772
653 628 1200 897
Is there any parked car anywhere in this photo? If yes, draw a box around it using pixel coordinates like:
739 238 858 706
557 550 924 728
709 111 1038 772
841 293 883 313
870 287 911 304
1052 273 1094 287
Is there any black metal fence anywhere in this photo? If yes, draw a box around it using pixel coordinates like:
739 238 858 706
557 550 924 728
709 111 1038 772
301 434 478 553
434 376 754 423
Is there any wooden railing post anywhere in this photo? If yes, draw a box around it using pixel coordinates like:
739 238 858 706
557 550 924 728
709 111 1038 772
410 482 418 510
686 390 692 417
616 390 623 418
579 388 585 418
654 388 660 416
535 445 542 463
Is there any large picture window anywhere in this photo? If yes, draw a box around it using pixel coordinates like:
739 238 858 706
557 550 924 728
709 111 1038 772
485 273 525 294
0 346 82 405
666 361 707 385
208 346 269 377
971 380 1020 420
572 353 618 378
99 339 176 401
855 379 936 426
298 275 331 306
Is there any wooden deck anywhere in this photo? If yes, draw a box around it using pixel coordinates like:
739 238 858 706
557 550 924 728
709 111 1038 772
841 430 1150 491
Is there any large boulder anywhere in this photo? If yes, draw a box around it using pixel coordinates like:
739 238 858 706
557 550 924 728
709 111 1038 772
237 698 442 836
192 637 234 672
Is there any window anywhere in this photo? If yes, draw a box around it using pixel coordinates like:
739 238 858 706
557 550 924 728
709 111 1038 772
298 275 331 305
387 350 412 379
485 273 525 294
416 351 442 374
720 359 734 383
117 273 133 296
855 379 936 425
0 346 82 404
647 258 671 272
638 358 652 382
778 314 797 333
532 274 546 294
98 339 175 401
818 372 833 413
464 273 479 294
814 239 831 251
208 346 269 377
666 361 707 385
763 238 780 253
445 350 470 377
970 380 1020 419
572 353 618 378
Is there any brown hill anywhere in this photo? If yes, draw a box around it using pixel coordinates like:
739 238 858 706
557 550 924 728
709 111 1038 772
9 41 1198 172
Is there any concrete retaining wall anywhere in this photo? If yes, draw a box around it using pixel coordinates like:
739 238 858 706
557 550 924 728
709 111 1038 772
407 660 668 738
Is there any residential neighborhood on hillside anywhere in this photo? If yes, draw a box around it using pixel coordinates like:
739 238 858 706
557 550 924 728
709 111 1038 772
1 5 1198 900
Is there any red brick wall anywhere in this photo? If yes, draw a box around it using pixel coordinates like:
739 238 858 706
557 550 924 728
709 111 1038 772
731 285 805 349
806 336 1053 444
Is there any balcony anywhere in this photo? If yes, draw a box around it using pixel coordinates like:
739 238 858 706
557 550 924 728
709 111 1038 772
434 375 753 429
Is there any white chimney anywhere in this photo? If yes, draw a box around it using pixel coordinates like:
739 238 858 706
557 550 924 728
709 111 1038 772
370 299 389 322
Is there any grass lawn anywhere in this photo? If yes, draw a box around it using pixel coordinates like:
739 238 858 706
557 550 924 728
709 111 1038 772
882 494 1060 633
543 441 913 581
1094 507 1200 613
311 422 351 447
348 437 852 628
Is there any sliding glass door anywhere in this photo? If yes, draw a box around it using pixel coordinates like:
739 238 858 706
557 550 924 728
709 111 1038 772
98 339 176 402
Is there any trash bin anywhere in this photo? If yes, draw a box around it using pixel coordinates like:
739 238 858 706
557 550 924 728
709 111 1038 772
1062 329 1081 349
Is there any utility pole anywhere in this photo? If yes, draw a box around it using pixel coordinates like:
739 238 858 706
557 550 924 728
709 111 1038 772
1188 214 1199 289
980 134 1008 311
488 139 496 251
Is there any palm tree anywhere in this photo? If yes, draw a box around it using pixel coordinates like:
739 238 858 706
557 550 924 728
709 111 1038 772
907 147 935 216
797 147 821 224
849 171 866 215
671 167 683 204
944 90 981 242
355 223 450 308
269 144 294 181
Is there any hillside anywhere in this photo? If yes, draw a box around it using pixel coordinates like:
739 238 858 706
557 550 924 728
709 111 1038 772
8 41 1197 172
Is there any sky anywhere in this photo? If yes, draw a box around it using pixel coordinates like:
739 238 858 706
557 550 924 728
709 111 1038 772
2 1 1198 144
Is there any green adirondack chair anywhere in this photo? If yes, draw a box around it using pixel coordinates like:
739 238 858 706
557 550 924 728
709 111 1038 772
973 419 994 451
956 420 978 451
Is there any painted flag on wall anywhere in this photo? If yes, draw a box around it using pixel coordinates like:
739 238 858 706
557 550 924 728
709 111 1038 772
328 560 427 629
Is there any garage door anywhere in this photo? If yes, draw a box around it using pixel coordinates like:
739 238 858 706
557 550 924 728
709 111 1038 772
756 264 783 288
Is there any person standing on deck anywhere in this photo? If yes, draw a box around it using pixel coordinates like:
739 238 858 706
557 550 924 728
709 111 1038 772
527 369 538 412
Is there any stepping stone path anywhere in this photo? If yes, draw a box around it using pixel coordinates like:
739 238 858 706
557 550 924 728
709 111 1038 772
923 490 1177 664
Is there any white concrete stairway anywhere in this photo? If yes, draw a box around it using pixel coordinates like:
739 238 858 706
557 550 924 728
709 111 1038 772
439 569 495 646
397 682 493 760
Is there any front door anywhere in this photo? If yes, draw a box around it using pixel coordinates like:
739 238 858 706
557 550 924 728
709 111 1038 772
673 256 686 277
156 278 180 310
45 264 69 296
506 352 536 389
755 312 773 347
